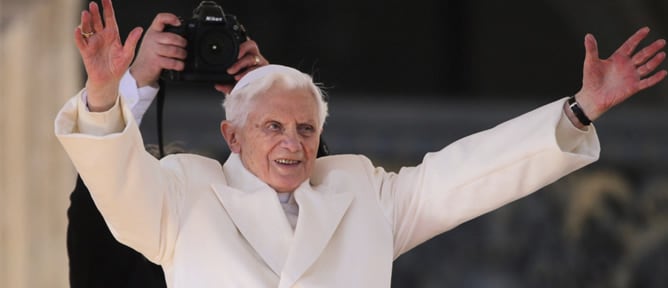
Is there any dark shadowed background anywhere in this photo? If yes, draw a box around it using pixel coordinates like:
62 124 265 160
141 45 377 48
88 0 668 287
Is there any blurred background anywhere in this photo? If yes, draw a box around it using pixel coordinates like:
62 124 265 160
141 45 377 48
1 0 667 287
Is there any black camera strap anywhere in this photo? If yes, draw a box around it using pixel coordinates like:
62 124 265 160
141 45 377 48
156 79 166 159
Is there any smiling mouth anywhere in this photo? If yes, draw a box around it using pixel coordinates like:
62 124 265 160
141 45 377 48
275 159 301 165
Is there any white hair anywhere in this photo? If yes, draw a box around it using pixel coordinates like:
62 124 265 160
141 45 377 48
222 65 328 129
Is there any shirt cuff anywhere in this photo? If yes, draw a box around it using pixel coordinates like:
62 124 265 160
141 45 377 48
556 99 595 154
120 70 160 125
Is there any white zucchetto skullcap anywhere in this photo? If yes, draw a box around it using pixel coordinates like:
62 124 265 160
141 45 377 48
229 64 307 96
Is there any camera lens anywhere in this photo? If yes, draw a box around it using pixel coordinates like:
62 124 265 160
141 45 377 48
199 30 236 66
209 44 220 53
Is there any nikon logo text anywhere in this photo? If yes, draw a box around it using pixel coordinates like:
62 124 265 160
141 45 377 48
205 16 224 22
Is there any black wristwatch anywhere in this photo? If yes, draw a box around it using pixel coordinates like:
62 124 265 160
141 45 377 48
568 96 592 126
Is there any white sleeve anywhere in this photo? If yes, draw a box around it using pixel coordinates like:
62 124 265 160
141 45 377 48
377 97 600 258
79 70 160 125
119 70 160 125
55 91 181 264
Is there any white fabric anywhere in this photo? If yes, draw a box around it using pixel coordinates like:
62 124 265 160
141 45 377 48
229 64 302 95
81 70 159 125
277 192 291 203
282 194 299 230
55 91 600 288
277 192 299 230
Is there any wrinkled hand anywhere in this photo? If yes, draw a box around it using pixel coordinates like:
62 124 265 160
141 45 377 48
575 27 667 121
74 0 143 112
130 13 187 88
214 38 269 94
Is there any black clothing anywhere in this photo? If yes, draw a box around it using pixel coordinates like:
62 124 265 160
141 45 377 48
67 176 167 288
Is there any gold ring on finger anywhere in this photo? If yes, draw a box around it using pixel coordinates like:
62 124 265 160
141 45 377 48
81 31 95 39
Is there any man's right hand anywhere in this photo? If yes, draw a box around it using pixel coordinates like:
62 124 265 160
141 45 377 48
75 0 143 112
129 13 187 88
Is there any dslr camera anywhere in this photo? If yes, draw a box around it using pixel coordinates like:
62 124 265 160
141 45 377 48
162 1 247 83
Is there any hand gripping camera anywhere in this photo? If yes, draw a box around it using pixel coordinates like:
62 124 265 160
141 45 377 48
162 1 247 83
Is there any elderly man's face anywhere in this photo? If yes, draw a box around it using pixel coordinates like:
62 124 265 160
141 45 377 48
222 83 321 193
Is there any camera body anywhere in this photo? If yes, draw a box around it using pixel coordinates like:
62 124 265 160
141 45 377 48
162 1 247 83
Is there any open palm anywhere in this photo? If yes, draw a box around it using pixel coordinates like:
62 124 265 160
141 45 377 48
74 0 142 111
577 28 666 120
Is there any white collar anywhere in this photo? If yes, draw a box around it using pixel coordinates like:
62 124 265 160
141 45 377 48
222 153 310 196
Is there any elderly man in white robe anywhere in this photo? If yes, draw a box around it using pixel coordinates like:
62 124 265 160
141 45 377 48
56 0 666 287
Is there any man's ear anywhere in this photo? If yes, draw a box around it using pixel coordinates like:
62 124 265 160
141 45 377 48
221 120 241 153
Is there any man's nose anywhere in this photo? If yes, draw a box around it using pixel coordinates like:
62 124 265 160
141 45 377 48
280 130 301 152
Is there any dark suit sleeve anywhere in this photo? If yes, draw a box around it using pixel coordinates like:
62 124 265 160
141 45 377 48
67 175 167 288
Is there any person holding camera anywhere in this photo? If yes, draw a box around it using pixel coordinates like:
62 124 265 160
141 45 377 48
58 0 666 287
66 4 268 288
